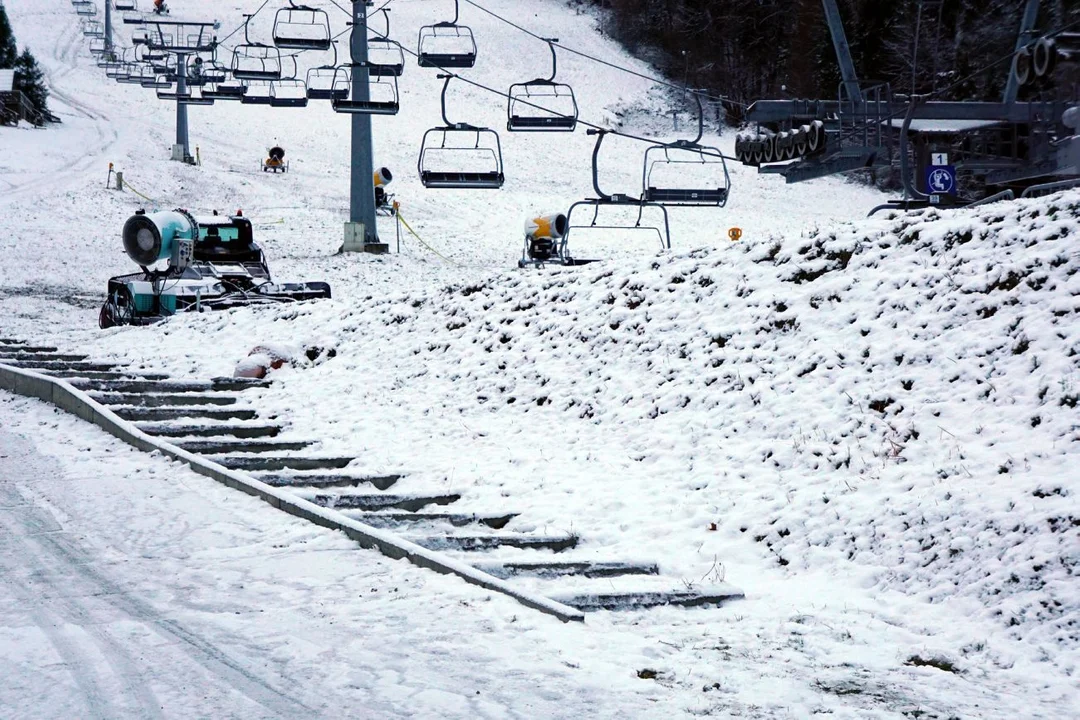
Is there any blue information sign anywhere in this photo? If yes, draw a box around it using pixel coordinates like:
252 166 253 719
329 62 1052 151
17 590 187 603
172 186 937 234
925 165 957 195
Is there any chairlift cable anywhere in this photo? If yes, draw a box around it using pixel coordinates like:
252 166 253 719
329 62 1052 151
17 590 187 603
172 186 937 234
368 24 737 163
459 0 745 109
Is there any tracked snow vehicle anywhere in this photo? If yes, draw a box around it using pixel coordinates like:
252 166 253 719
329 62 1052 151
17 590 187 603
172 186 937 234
99 209 331 328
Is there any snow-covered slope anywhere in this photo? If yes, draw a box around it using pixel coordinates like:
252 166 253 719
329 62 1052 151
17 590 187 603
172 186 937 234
2 1 1078 718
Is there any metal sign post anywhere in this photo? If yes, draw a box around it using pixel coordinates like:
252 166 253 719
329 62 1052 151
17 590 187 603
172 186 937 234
343 0 388 253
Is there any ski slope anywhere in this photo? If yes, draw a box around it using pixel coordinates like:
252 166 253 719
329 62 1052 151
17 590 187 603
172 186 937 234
2 1 1078 718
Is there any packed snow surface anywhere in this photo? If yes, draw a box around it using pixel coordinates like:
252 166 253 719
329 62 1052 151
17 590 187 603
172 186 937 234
1 0 1078 718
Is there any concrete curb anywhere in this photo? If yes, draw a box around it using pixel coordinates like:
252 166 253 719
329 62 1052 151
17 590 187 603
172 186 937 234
0 362 585 623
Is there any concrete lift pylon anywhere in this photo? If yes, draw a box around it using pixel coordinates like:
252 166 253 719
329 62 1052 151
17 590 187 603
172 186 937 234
342 0 388 253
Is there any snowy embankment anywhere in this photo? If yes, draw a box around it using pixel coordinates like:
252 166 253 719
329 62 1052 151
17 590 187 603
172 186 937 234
81 190 1080 678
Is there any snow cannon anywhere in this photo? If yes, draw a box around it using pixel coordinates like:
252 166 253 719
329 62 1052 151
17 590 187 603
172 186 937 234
122 209 196 268
373 166 392 188
100 209 331 328
520 212 568 265
373 167 395 213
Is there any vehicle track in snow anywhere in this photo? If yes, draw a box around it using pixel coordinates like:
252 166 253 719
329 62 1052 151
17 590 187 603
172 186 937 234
0 429 321 719
0 9 120 206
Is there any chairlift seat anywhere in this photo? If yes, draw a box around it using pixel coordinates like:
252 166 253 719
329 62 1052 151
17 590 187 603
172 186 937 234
417 22 477 68
508 114 577 130
420 171 504 189
179 93 215 106
332 98 398 115
157 86 191 100
115 0 138 10
330 68 399 115
367 40 405 77
644 187 728 205
204 84 246 100
231 43 283 81
270 80 309 108
306 66 347 100
272 5 332 51
418 52 476 69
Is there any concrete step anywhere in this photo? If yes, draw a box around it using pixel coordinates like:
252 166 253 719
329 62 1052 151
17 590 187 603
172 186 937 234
214 455 354 472
2 359 121 372
254 472 401 491
70 378 268 393
174 439 314 454
0 343 57 351
471 560 660 580
137 422 283 439
412 534 578 553
89 392 239 407
112 406 258 422
42 369 171 381
346 511 517 530
310 492 460 512
550 585 745 612
0 352 89 362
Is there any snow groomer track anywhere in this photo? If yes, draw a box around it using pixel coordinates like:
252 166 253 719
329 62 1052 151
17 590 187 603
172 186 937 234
0 337 744 621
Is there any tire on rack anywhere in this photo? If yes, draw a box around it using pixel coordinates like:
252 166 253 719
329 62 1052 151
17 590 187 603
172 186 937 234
762 134 775 163
807 120 825 154
794 126 809 157
1013 45 1033 87
1033 37 1056 79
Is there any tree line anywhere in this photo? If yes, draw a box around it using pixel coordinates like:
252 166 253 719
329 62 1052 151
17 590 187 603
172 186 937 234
1 6 51 124
587 0 1078 118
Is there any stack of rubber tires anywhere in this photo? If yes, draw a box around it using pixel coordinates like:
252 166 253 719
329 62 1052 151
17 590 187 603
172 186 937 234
1013 33 1078 89
734 119 826 166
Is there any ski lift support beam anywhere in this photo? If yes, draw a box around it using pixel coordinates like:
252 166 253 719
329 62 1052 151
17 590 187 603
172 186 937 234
822 0 861 103
343 0 387 253
140 19 219 165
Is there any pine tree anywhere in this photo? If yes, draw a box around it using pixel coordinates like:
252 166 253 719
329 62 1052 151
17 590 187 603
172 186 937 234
13 49 49 118
0 8 18 68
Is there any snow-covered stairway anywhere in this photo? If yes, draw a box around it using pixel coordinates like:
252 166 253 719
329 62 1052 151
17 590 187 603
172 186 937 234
1 337 744 613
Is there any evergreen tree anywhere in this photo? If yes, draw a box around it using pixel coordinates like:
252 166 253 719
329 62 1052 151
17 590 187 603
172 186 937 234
13 49 49 118
0 7 18 68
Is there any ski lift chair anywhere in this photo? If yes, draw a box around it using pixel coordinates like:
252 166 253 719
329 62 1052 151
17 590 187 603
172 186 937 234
507 40 578 132
123 11 145 25
82 20 105 38
417 0 476 68
205 77 247 100
640 94 730 207
270 79 309 108
179 88 215 106
232 16 284 80
304 41 347 100
368 9 405 77
273 3 332 51
550 129 671 268
306 65 346 100
89 37 106 55
198 58 229 85
115 0 137 11
74 2 97 18
157 82 191 100
331 64 399 115
240 79 274 105
417 75 504 189
131 27 149 45
137 66 172 87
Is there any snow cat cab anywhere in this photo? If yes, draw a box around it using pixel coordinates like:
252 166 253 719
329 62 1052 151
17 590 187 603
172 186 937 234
99 209 331 328
263 145 288 172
